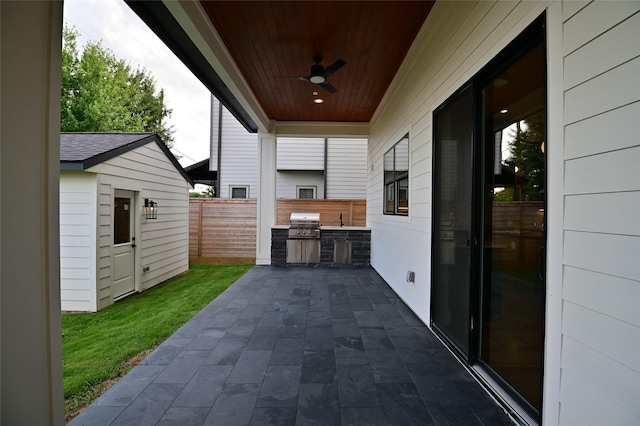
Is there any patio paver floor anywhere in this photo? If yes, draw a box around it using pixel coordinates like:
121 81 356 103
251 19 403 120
70 266 514 425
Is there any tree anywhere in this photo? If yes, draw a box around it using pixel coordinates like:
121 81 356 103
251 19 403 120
61 26 174 146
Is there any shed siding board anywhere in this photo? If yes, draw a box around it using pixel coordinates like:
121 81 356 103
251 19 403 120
97 181 112 310
59 172 97 312
366 0 639 423
326 138 367 199
87 141 190 304
277 137 325 170
219 107 258 198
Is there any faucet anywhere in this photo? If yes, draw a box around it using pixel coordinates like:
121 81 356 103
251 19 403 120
340 213 343 227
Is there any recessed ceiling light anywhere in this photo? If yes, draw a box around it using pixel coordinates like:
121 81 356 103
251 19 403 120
500 109 508 114
314 98 324 104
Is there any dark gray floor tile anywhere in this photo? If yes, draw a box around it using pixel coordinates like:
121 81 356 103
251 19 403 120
206 312 237 328
341 407 389 426
334 336 365 359
154 351 209 384
246 330 279 350
204 383 260 425
172 319 210 339
377 382 434 426
185 327 226 351
361 328 394 350
367 350 412 383
270 337 305 365
68 406 125 425
257 311 285 328
250 407 297 425
332 318 359 338
157 407 211 426
140 339 192 366
256 365 301 407
227 350 272 383
227 317 258 338
278 315 307 337
427 403 484 426
336 364 380 408
203 337 246 366
172 365 232 407
473 407 515 425
301 350 336 383
305 326 334 350
355 310 383 328
112 383 183 426
296 383 340 426
94 365 165 406
350 297 373 311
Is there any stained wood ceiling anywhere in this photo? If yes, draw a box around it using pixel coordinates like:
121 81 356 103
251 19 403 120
201 1 434 123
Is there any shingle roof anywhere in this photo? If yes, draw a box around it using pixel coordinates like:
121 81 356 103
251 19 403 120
60 132 194 186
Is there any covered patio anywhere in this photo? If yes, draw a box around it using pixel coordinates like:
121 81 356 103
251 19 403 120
70 266 512 425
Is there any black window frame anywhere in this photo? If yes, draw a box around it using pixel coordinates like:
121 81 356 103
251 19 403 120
383 133 409 216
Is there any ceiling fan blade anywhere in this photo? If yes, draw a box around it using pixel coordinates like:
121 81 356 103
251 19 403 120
323 59 346 77
319 81 337 93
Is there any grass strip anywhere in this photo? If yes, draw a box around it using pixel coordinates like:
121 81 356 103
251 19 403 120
62 264 252 418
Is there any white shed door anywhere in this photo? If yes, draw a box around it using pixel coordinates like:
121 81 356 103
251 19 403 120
112 190 136 300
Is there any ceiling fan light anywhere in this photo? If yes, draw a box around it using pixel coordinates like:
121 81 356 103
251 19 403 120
310 75 325 84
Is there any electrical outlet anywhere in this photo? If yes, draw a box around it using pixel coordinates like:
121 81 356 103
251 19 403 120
406 271 415 283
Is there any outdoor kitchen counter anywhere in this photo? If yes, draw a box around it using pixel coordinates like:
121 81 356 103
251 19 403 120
271 226 371 266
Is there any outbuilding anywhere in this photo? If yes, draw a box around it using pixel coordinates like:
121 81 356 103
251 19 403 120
59 132 194 312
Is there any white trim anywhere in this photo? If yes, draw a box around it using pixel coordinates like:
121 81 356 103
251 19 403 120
542 3 564 425
230 185 249 199
296 185 317 199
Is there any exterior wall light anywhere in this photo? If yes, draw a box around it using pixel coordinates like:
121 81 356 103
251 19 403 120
144 198 157 219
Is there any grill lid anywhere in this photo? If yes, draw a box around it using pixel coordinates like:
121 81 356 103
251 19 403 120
289 212 320 226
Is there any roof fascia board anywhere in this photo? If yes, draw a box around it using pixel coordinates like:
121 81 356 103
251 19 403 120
60 163 85 171
165 0 271 133
274 121 370 138
124 0 260 133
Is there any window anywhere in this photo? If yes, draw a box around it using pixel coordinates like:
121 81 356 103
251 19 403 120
297 186 316 199
383 134 409 215
230 186 248 198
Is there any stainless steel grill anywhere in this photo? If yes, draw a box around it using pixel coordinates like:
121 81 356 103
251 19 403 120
288 212 320 239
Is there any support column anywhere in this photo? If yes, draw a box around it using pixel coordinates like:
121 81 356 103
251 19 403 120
1 1 64 424
256 132 277 265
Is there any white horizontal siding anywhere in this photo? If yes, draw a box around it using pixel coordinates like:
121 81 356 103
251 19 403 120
560 2 640 425
277 137 324 170
276 171 324 199
60 172 97 312
326 138 367 199
219 107 258 198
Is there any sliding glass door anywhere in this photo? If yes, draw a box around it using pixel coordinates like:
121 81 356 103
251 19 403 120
431 86 475 357
431 15 546 419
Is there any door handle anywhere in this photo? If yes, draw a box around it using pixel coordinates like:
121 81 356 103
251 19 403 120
538 246 545 281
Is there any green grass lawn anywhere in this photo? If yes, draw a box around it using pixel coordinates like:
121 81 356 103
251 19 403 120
62 264 252 418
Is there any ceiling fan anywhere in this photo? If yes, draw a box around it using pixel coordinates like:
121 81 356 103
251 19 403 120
283 55 346 93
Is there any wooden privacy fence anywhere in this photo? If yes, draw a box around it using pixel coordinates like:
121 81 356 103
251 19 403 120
190 199 257 264
189 199 366 263
276 199 366 227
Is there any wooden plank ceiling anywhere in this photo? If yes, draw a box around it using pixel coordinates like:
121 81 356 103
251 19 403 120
201 1 434 123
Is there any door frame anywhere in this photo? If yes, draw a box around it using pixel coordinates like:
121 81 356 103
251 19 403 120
111 188 140 301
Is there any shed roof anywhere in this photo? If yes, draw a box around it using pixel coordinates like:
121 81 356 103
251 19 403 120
60 132 194 186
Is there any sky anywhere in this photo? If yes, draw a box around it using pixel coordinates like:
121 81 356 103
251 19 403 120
63 0 211 167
